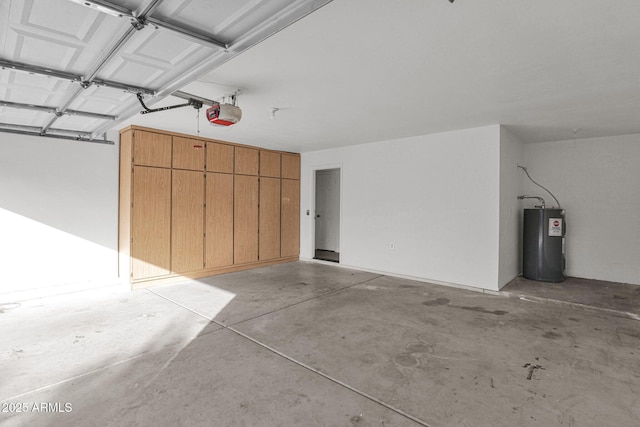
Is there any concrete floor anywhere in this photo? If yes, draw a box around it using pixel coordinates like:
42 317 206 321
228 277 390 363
503 276 640 320
1 262 639 427
314 249 340 263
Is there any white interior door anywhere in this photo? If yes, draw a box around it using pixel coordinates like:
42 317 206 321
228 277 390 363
315 168 340 252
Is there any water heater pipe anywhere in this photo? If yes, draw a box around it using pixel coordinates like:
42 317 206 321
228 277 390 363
518 195 545 208
518 165 562 209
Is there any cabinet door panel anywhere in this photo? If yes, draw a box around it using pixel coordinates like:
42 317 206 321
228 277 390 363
133 131 172 168
260 151 281 177
259 177 281 260
234 175 259 264
281 179 300 257
173 136 205 170
205 173 234 267
131 166 171 279
172 170 204 273
206 142 234 173
235 147 259 175
281 153 300 179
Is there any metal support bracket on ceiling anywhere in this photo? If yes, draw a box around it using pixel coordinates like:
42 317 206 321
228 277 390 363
0 122 114 145
146 17 228 50
1 100 117 121
0 58 156 96
172 91 218 107
66 0 228 50
136 93 202 114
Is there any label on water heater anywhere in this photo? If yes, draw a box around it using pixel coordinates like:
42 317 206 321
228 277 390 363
549 218 563 236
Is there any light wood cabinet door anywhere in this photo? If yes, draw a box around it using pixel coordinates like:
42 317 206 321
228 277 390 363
171 170 204 273
205 173 234 268
259 177 281 260
235 147 259 175
234 175 259 264
173 136 205 170
281 179 300 257
281 153 300 180
131 166 171 279
133 130 172 168
260 151 281 177
207 142 234 173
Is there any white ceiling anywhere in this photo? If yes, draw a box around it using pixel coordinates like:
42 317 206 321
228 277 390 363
3 0 640 152
124 0 640 152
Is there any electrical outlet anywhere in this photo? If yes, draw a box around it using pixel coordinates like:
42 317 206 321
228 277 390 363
389 243 395 250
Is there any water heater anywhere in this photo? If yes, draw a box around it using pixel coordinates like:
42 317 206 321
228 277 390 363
523 208 566 282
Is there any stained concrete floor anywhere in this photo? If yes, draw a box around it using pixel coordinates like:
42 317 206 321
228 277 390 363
1 262 639 427
503 276 640 320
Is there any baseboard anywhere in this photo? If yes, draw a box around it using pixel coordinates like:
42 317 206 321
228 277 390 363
131 256 299 289
299 257 499 295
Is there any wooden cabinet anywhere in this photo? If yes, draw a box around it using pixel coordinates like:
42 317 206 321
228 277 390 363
171 170 204 273
282 153 300 179
120 126 299 288
207 141 234 173
131 166 171 280
173 136 204 170
133 130 172 168
281 178 300 257
259 177 281 260
234 175 259 264
235 147 259 175
205 173 234 268
260 151 281 177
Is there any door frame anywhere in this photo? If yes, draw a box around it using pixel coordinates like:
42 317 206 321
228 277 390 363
311 164 343 262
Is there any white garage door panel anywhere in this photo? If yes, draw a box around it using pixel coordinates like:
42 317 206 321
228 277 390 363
153 0 290 41
0 108 52 127
54 115 108 132
96 28 217 89
0 0 334 142
1 71 73 106
69 87 132 116
1 0 131 73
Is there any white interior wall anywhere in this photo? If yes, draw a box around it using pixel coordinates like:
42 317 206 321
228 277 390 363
523 134 640 285
0 132 121 302
301 125 502 291
498 127 525 288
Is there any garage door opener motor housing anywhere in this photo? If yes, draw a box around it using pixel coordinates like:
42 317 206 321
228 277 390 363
206 102 242 126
